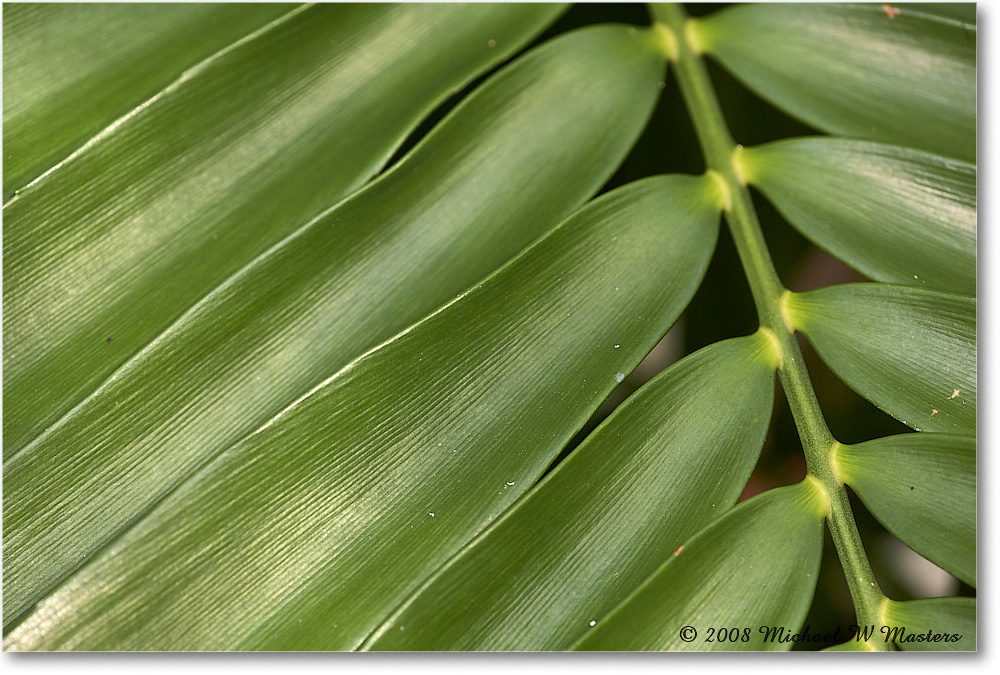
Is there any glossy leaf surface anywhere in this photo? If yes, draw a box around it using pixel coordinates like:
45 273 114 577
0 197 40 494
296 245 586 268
695 3 976 160
881 597 976 651
3 2 566 453
3 23 669 626
573 481 826 651
2 2 290 193
5 173 722 651
365 334 776 650
740 138 976 294
786 284 975 434
899 3 976 25
836 434 975 586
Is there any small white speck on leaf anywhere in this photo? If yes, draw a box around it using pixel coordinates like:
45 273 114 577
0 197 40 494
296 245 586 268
589 620 597 627
506 481 515 486
614 373 625 383
429 512 435 517
614 343 620 349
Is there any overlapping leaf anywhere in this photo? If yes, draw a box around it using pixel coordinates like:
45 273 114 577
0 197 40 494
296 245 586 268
5 173 722 651
2 2 291 193
835 434 975 586
881 597 976 651
786 284 975 434
364 334 776 650
899 3 976 25
3 22 669 626
572 481 827 651
693 3 976 160
3 2 565 453
739 138 975 294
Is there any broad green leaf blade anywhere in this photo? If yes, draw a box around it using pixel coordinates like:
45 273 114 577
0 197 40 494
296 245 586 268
694 3 976 160
786 284 975 434
5 174 723 651
3 23 669 627
899 4 976 25
365 334 777 651
2 2 566 453
739 138 976 294
572 481 827 651
2 2 291 194
881 597 976 651
835 434 975 586
822 639 878 652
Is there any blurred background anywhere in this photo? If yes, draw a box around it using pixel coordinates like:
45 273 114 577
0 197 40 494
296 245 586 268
385 3 974 646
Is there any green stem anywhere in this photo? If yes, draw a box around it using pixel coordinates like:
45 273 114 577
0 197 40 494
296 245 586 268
651 2 887 646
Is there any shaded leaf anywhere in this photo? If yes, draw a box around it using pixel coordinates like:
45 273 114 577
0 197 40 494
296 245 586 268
2 2 566 453
2 2 291 193
4 173 722 651
881 597 976 651
365 333 777 650
695 3 976 160
786 284 975 434
835 434 975 586
739 138 975 294
822 639 877 652
3 22 669 626
572 481 827 651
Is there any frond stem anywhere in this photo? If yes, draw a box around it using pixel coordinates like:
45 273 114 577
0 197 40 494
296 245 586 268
650 2 887 645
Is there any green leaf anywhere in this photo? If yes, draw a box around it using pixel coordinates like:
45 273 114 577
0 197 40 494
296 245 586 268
364 333 777 651
881 597 976 651
3 22 670 628
835 434 975 586
898 3 976 25
4 172 722 651
822 639 877 652
572 480 827 651
1 2 291 194
2 2 566 453
785 284 975 434
694 3 976 160
739 138 976 294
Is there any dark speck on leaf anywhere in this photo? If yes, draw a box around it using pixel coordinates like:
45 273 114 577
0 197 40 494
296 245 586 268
106 337 113 344
910 486 914 490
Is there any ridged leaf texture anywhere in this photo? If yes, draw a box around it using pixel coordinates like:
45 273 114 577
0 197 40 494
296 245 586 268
785 284 975 434
695 3 976 160
572 481 827 651
365 334 776 650
4 20 667 627
3 2 976 653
